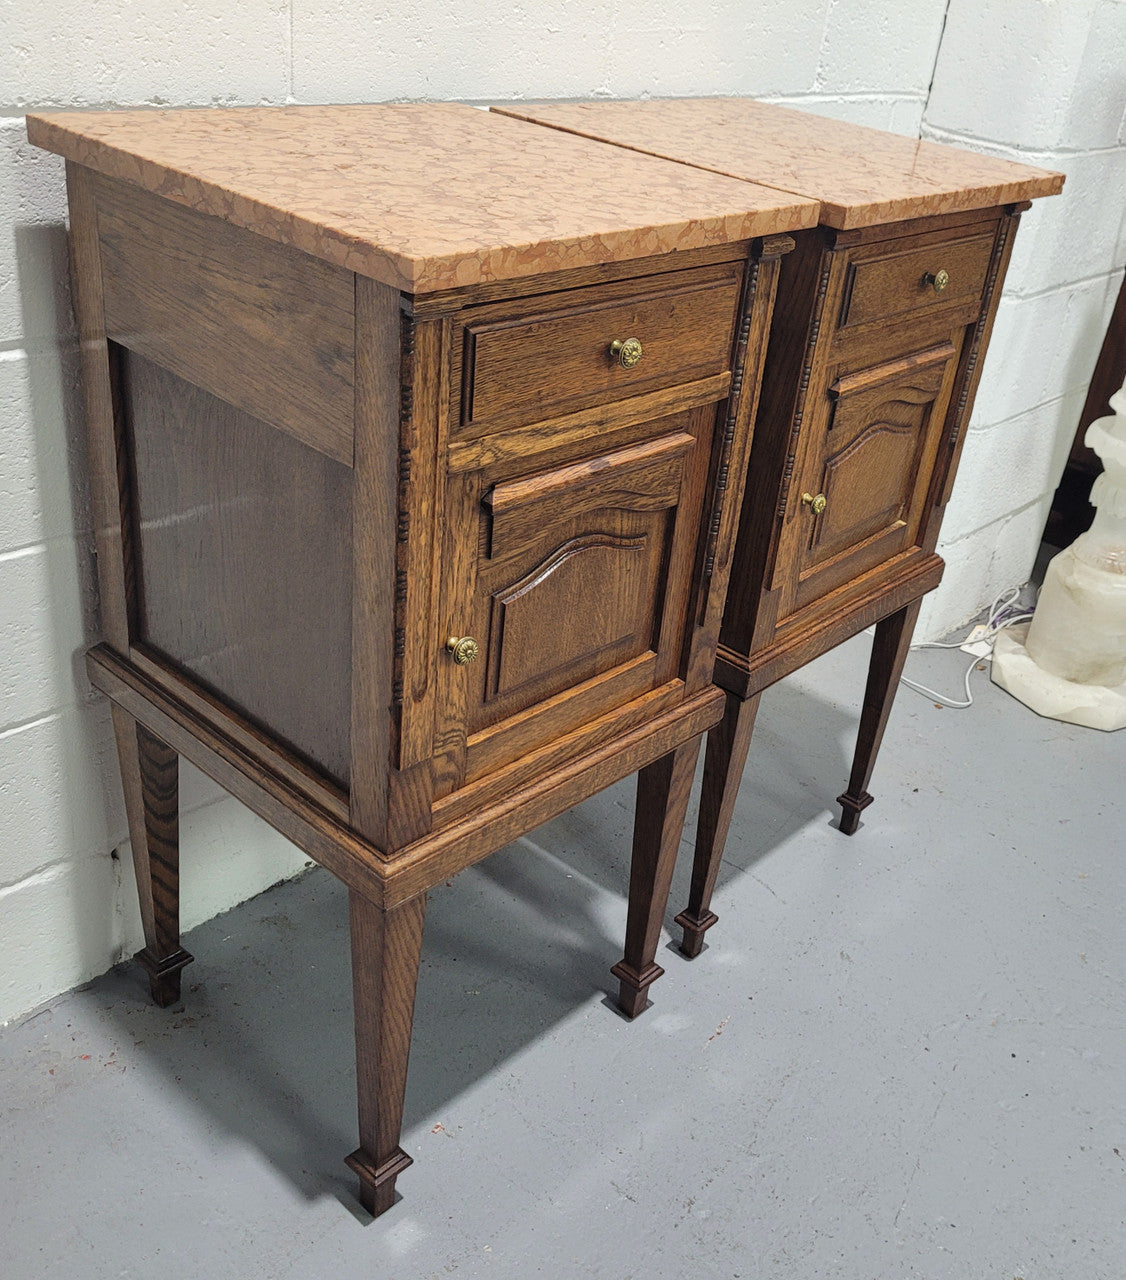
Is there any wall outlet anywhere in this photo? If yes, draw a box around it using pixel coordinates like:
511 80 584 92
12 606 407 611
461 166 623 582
960 624 994 659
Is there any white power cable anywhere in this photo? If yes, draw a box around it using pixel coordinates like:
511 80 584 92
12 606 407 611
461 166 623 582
900 586 1035 709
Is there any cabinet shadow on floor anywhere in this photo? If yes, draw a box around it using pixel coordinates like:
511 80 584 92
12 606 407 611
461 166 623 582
78 674 858 1208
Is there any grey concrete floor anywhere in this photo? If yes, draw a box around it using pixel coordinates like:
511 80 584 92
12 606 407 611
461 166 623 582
3 631 1124 1279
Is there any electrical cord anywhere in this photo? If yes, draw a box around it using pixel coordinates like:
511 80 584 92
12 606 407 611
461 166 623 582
899 586 1035 708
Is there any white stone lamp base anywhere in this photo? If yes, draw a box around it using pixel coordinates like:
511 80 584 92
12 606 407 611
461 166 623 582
992 623 1126 731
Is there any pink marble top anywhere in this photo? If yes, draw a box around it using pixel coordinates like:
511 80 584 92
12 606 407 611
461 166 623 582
493 99 1064 230
27 104 819 293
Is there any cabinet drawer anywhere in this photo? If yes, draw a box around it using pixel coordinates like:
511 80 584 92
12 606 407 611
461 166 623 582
838 230 994 330
456 265 742 435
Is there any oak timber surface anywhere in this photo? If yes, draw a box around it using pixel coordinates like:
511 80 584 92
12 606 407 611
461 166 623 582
125 351 354 787
27 104 817 292
492 98 1063 229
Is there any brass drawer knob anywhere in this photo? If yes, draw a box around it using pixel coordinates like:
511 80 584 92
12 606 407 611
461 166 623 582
609 337 643 369
801 491 827 516
445 635 480 665
924 268 950 293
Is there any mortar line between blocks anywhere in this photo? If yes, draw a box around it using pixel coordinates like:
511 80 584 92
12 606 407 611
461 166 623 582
1007 268 1124 305
921 123 1126 161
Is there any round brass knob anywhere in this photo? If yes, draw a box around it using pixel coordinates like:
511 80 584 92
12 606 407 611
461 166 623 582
801 492 827 516
609 337 643 369
924 268 950 293
445 635 480 665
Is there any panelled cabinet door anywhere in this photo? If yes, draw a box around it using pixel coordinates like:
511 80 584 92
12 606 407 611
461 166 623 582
780 336 964 616
437 404 716 788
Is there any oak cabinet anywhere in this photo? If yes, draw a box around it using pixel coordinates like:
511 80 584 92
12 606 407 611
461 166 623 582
27 103 816 1216
435 264 746 793
724 210 1004 666
493 97 1062 957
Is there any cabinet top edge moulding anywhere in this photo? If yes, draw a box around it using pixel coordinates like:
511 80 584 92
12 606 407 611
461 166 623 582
492 98 1064 230
26 103 819 293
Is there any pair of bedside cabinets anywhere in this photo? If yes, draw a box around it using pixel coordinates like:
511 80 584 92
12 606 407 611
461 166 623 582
28 100 1060 1217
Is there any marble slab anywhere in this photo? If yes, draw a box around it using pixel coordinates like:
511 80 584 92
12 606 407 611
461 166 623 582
26 104 819 294
493 99 1064 230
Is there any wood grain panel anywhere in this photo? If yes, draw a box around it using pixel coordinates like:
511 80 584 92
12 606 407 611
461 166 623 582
485 432 693 551
124 350 354 786
65 162 134 651
349 278 413 846
809 358 952 566
474 510 672 734
790 338 961 612
86 643 724 914
714 550 944 698
839 230 994 330
455 263 741 436
445 403 716 783
486 534 657 704
930 208 1024 516
94 172 355 465
447 374 729 475
380 684 725 908
129 644 350 824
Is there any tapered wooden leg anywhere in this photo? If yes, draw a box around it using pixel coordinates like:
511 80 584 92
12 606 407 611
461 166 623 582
611 737 701 1018
345 890 427 1218
838 598 923 835
674 690 761 958
112 705 192 1007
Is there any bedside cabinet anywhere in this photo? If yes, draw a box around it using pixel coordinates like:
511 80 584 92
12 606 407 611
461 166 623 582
493 98 1062 958
28 104 817 1214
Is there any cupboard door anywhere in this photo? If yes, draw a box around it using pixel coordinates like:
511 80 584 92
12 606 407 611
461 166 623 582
438 405 715 787
783 339 962 615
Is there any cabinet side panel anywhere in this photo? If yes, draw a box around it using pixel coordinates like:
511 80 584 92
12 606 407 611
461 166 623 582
124 350 354 787
719 228 830 656
928 207 1023 521
94 172 355 466
66 162 134 650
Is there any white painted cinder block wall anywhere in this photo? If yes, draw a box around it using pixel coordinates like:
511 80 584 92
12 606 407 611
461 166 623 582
915 0 1126 640
2 1 1123 1024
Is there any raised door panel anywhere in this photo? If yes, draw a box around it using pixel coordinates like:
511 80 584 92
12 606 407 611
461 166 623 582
785 340 962 615
438 407 714 788
483 523 663 714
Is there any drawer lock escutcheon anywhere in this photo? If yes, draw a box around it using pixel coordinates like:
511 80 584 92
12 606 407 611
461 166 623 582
445 635 480 665
609 337 643 369
801 492 828 516
923 268 950 293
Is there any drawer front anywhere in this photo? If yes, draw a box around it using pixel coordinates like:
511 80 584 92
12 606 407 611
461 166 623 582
838 230 995 330
456 265 742 435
